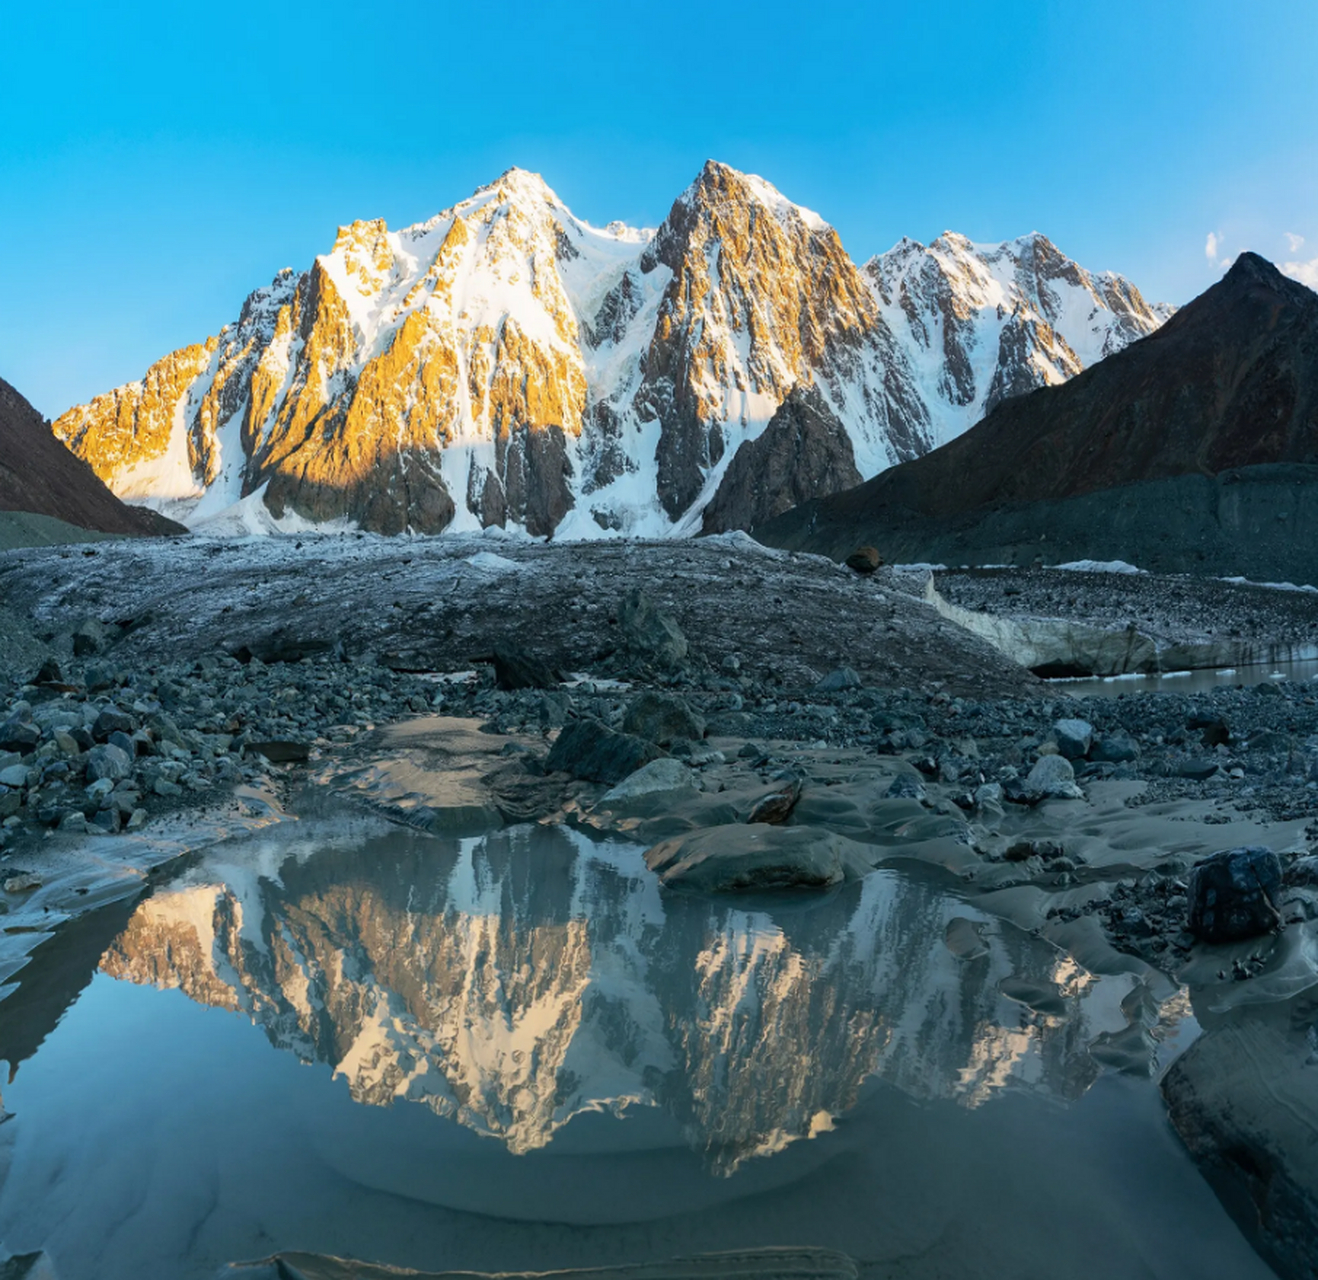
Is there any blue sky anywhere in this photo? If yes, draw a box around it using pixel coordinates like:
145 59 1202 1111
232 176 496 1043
2 0 1316 418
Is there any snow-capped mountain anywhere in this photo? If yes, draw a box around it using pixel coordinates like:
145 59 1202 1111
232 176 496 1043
52 162 1170 538
867 231 1174 445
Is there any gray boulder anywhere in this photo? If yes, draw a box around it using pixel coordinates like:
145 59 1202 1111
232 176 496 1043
72 617 106 657
1052 717 1093 760
815 667 862 693
1091 731 1140 763
0 720 39 755
85 743 133 783
1024 754 1084 800
622 691 705 746
600 758 698 802
545 719 663 785
0 764 29 789
645 824 875 892
618 590 688 669
1187 846 1283 943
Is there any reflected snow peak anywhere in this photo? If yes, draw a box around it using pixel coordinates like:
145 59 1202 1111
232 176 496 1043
101 822 1141 1172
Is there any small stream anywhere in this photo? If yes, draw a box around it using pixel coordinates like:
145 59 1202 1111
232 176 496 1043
0 814 1277 1279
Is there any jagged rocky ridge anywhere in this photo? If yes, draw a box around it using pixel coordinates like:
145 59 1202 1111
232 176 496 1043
51 164 1169 537
758 254 1318 582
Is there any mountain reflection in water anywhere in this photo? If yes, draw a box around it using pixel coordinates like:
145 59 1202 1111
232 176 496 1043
98 821 1137 1173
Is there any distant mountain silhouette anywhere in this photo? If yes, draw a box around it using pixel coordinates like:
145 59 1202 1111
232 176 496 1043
757 255 1318 581
0 375 182 540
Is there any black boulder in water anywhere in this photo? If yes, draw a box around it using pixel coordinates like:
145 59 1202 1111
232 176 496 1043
1187 847 1283 943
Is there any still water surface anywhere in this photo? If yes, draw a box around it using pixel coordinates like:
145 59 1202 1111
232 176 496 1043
0 819 1276 1279
1051 657 1318 699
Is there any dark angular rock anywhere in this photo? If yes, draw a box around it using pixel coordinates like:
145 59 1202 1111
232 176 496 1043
490 643 560 691
107 730 136 758
618 590 688 670
1188 847 1284 943
0 721 40 755
247 741 311 764
93 708 135 741
544 719 663 785
72 618 106 657
33 658 64 686
1194 717 1231 748
1091 732 1140 763
1052 718 1093 760
622 691 705 746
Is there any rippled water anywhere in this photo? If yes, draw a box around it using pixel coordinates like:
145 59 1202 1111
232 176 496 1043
0 817 1277 1279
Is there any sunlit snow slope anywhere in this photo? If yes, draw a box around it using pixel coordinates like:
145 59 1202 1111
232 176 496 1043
52 163 1170 537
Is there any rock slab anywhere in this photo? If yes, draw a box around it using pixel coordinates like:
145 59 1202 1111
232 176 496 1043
545 719 664 785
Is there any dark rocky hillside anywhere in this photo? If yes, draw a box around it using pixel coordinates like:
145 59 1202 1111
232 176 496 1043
758 255 1318 581
0 376 183 541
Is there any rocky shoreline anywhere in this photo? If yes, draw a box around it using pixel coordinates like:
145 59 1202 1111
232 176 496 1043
4 539 1317 957
3 536 1318 1276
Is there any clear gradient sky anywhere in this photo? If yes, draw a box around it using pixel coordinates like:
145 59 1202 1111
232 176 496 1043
2 0 1316 419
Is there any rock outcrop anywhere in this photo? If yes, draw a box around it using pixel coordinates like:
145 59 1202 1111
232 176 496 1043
49 166 1168 537
701 383 862 534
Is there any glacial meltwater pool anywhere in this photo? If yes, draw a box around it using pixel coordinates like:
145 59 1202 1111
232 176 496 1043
1049 656 1318 699
0 817 1278 1279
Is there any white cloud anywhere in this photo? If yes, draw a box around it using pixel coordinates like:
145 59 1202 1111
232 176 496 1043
1285 232 1306 253
1205 231 1221 261
1282 258 1318 290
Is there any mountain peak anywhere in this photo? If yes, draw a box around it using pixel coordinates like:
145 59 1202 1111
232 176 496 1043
476 166 561 209
673 160 829 235
1223 250 1291 289
48 165 1173 540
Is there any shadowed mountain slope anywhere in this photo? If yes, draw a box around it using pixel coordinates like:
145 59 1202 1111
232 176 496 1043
0 376 183 543
756 255 1318 581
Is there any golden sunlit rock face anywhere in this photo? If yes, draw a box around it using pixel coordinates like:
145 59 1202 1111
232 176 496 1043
50 164 1169 536
54 342 216 499
637 161 895 519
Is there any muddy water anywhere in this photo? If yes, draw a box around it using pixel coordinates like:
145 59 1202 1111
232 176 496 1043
0 818 1277 1279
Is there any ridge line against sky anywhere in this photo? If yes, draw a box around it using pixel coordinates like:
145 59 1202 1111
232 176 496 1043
1 0 1316 419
